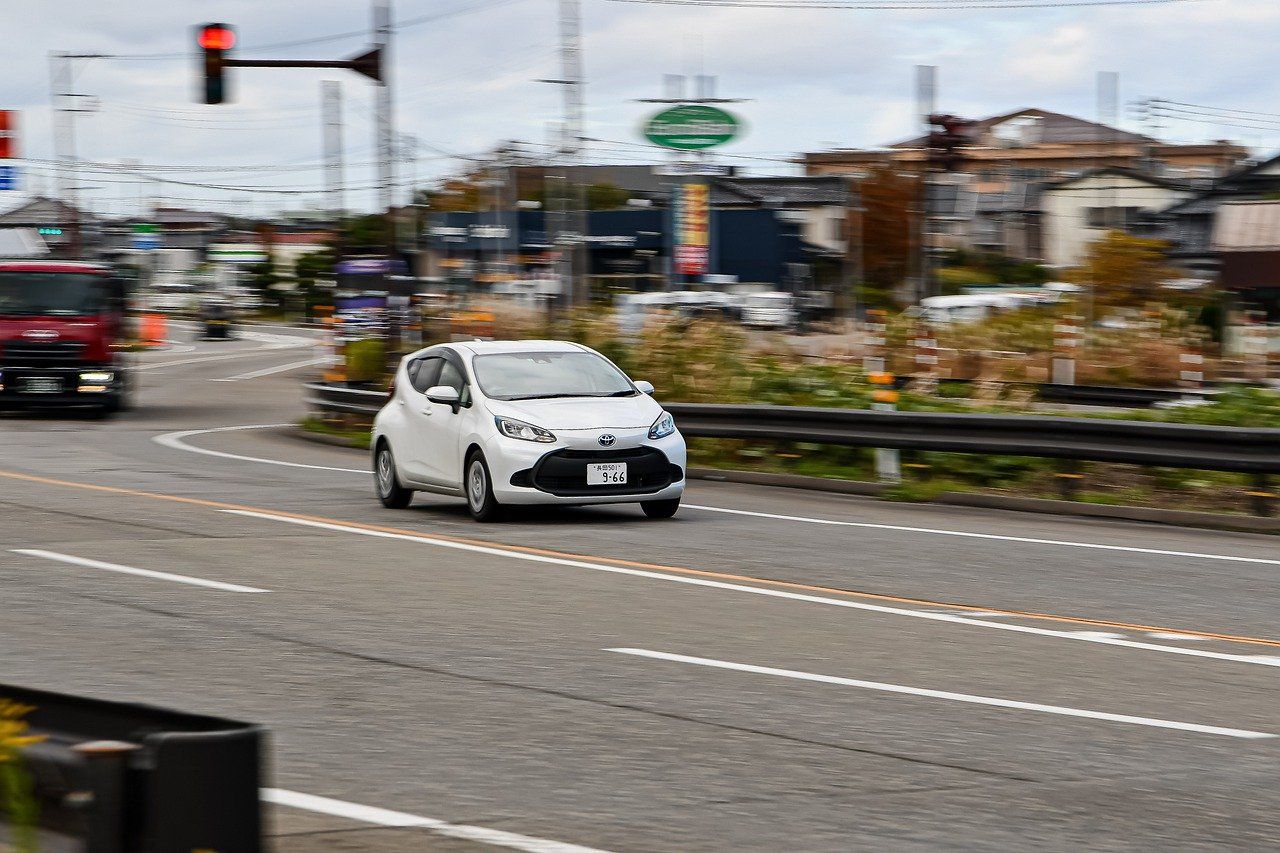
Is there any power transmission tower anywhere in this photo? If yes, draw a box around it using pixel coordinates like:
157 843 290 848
48 52 101 259
321 80 345 220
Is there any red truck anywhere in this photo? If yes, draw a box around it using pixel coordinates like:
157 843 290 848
0 260 135 415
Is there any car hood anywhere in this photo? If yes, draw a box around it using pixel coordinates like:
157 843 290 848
487 394 663 431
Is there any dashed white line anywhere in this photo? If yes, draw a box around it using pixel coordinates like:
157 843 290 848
217 508 1280 669
263 789 610 852
608 648 1276 740
684 503 1280 569
11 549 268 593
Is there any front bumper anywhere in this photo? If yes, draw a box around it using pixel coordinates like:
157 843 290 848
0 365 125 409
490 428 687 505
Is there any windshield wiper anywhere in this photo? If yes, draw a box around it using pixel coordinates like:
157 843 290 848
505 393 592 401
606 390 638 397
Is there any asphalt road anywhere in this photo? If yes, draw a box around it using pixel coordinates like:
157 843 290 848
3 322 1280 851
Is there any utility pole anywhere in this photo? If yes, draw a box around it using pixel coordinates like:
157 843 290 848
545 0 588 306
373 0 397 256
321 80 345 220
914 64 937 305
49 52 102 259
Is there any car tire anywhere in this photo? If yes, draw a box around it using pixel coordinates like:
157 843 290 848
465 451 504 522
641 498 680 519
375 442 413 508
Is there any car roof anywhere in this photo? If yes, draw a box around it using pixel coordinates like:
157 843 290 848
452 339 586 356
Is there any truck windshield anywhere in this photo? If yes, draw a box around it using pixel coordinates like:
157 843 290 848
0 272 105 316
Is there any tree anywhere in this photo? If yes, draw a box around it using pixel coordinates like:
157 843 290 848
294 248 337 313
1068 230 1176 309
858 165 920 307
586 183 631 211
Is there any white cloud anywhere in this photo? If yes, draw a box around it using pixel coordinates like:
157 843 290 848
0 0 1274 215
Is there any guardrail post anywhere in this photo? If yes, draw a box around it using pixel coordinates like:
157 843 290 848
868 372 901 483
1054 460 1083 501
1248 475 1275 518
863 309 887 374
1052 313 1080 385
72 740 139 853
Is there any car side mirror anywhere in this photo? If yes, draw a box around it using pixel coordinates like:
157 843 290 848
426 385 461 410
634 380 655 395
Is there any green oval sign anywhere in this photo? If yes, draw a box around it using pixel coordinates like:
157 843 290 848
643 105 742 151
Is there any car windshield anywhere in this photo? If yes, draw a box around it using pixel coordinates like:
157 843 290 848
0 272 105 316
473 351 636 400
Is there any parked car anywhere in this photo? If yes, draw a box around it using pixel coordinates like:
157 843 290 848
371 340 686 521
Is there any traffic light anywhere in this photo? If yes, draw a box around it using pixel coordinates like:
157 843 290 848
925 113 974 172
197 23 235 104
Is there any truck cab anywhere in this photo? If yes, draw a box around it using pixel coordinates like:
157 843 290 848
0 261 134 415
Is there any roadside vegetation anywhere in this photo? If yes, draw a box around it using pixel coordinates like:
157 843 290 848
305 311 1278 519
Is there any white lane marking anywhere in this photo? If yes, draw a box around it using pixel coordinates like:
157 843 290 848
141 348 311 372
685 504 1280 569
160 424 1278 574
211 357 327 382
11 549 268 593
264 789 610 852
218 509 1280 669
153 424 367 474
608 648 1275 741
1066 631 1128 641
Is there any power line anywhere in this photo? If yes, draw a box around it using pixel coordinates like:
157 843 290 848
604 0 1209 8
104 0 529 62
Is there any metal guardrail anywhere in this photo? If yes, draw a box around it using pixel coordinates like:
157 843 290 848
5 683 264 853
306 383 1277 475
664 403 1280 476
306 381 386 416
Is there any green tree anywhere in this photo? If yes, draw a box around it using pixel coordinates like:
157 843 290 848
294 248 337 313
1069 230 1176 309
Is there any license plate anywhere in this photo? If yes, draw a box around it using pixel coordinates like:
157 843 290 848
587 462 628 486
21 377 61 394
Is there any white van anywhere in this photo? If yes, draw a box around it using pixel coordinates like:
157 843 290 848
741 291 796 329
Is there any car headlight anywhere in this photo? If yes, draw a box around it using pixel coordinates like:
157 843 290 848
495 416 556 443
79 371 115 384
649 411 676 440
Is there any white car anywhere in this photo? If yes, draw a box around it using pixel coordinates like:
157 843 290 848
371 340 687 521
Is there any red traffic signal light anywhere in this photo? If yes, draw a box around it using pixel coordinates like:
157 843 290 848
198 24 236 51
197 23 234 105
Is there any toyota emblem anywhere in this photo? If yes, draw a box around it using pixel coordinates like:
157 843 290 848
598 433 616 447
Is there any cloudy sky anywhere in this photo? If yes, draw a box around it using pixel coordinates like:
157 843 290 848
2 0 1277 216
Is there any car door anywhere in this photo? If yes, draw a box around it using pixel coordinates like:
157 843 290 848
402 353 465 490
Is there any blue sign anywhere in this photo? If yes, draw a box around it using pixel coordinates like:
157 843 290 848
0 165 17 191
132 233 161 250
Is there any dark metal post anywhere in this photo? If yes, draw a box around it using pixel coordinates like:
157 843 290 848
73 740 139 853
1248 474 1275 518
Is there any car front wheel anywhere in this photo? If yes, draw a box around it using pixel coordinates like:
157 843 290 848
641 498 680 519
375 443 413 508
466 452 503 522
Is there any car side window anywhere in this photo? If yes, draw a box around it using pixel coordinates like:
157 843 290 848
410 357 443 393
438 360 465 393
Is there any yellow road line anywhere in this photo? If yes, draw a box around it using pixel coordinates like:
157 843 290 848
5 467 1280 650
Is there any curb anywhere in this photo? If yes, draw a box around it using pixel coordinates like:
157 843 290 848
688 468 1280 535
293 426 368 450
287 430 1278 535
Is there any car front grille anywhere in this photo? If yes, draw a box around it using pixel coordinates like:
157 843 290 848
1 341 86 367
521 447 679 497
